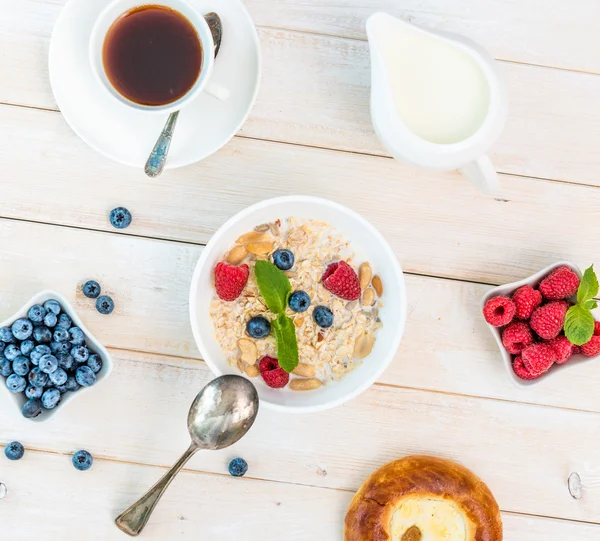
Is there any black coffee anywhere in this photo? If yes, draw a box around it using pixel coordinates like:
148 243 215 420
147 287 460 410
103 5 203 106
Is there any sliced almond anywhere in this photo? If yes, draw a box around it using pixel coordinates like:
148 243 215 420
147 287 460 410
238 338 258 365
245 364 259 378
362 287 375 307
287 229 307 245
227 245 248 265
246 241 274 255
292 362 316 377
359 262 372 290
269 222 280 236
254 223 270 233
372 275 383 297
294 317 304 328
345 300 358 311
354 333 375 359
317 331 324 343
290 378 322 391
236 231 269 244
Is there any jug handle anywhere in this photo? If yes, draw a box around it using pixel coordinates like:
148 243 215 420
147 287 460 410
459 154 499 194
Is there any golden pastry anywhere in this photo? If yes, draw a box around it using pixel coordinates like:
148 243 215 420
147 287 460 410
345 456 502 541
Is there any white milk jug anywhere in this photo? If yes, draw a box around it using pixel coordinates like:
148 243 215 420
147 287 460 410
366 12 508 193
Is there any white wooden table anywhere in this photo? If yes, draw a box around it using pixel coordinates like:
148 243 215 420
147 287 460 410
1 0 600 539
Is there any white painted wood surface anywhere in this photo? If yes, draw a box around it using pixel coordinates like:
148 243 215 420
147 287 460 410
0 0 599 539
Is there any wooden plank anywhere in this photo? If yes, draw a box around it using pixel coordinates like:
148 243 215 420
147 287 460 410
0 449 597 540
2 348 600 524
1 4 600 186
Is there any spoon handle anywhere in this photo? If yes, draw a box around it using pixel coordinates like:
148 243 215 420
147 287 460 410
115 443 197 536
144 111 179 178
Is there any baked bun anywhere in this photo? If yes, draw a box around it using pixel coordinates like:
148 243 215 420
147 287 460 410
345 456 502 541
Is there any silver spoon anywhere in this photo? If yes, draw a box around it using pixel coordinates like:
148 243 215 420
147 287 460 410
144 12 223 178
114 374 259 537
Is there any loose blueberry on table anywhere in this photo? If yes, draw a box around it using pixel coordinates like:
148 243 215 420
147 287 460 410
228 457 248 477
109 207 132 229
82 280 101 299
72 450 93 471
4 441 24 461
96 295 115 315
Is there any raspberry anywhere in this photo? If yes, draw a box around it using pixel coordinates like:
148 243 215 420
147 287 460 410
511 285 542 320
539 265 580 300
512 355 538 380
547 335 574 364
581 324 600 356
501 322 533 354
530 301 568 340
214 262 249 301
258 355 289 388
321 261 361 301
572 345 582 355
522 343 556 376
482 296 516 327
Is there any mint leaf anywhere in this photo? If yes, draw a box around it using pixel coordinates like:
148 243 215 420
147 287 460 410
565 304 595 346
254 260 291 314
577 265 599 304
272 313 299 372
583 299 599 311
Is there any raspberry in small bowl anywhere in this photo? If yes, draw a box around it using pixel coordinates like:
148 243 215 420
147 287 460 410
481 261 599 387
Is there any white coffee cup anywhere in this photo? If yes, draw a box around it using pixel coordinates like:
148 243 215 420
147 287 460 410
89 0 228 114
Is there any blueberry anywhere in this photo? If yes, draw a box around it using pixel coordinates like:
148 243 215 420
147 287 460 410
246 316 271 339
21 398 43 419
43 300 61 315
87 354 102 374
30 345 51 365
75 365 96 387
64 375 80 392
5 442 24 461
109 207 132 229
12 356 30 377
41 388 61 409
0 357 12 377
39 354 58 374
68 327 85 345
4 344 21 361
26 385 44 399
27 304 46 324
72 450 93 471
20 340 35 357
0 342 4 355
272 249 294 271
313 306 334 328
50 341 71 355
95 296 114 315
28 367 49 388
53 328 70 343
57 353 74 371
56 313 72 330
71 346 89 364
43 312 57 328
49 367 68 387
82 280 101 299
0 327 15 343
11 318 33 340
288 290 311 313
6 374 26 393
228 457 248 477
33 326 52 344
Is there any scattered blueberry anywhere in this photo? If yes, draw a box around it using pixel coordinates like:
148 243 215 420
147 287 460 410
0 357 12 377
82 280 101 299
4 344 21 361
33 326 52 344
43 300 61 315
0 327 15 343
30 345 51 365
288 291 311 313
75 365 96 387
64 375 80 392
56 313 72 330
72 450 93 471
109 207 132 229
87 354 102 374
28 367 49 388
4 442 24 461
71 346 89 364
53 328 70 343
20 339 35 357
95 296 114 315
49 367 68 387
313 306 334 328
26 385 44 399
57 353 74 371
41 388 61 409
39 354 58 374
228 457 248 477
21 398 43 419
6 374 26 393
246 316 271 339
11 318 33 340
272 249 295 271
43 312 57 328
12 356 30 377
27 304 46 324
68 327 85 345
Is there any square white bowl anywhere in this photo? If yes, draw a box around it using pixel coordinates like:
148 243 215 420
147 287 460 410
0 290 112 422
481 261 597 387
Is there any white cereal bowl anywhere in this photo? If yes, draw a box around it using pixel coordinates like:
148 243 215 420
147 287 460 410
0 290 112 422
189 196 407 412
482 261 597 387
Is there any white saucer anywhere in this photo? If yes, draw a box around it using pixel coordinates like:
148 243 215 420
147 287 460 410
49 0 261 169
